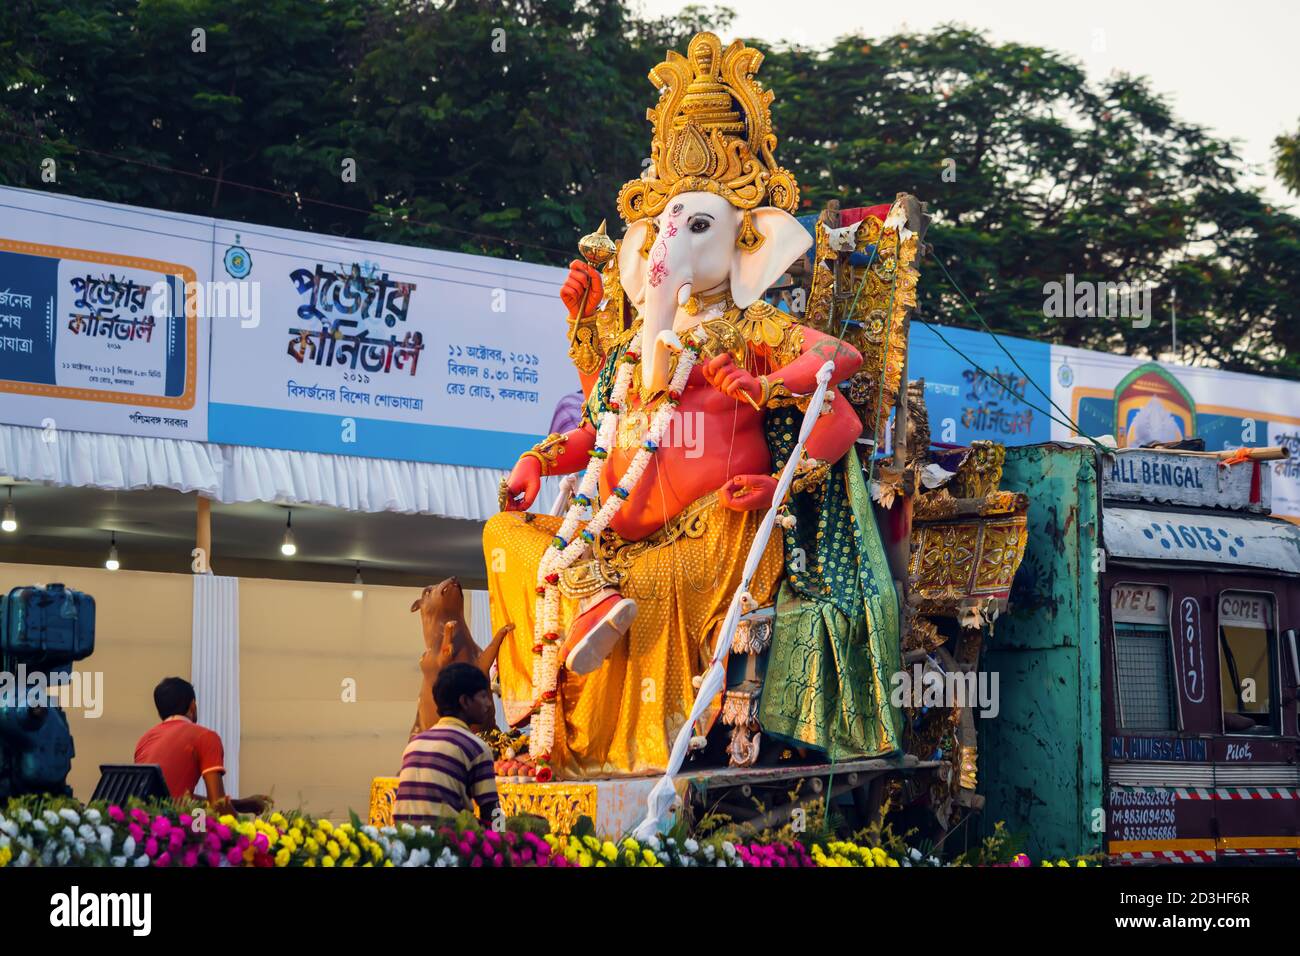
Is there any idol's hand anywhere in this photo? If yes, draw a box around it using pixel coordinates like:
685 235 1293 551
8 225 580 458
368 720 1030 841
503 455 542 511
719 474 777 512
560 260 603 318
703 353 761 406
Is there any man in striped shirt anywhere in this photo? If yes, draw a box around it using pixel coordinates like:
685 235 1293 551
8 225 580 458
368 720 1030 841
393 662 499 826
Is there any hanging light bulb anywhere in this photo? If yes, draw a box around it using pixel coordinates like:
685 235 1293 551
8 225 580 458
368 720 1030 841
281 509 297 557
1 487 15 533
105 531 120 571
352 563 364 600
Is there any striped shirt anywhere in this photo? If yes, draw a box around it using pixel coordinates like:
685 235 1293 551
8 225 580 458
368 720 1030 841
393 717 498 826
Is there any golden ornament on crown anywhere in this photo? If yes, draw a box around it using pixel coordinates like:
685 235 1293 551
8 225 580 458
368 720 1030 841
616 32 800 224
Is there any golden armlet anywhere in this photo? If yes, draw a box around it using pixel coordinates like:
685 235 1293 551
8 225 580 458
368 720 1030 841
522 432 567 475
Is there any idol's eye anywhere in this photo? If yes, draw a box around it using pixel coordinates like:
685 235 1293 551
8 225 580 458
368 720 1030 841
688 215 712 234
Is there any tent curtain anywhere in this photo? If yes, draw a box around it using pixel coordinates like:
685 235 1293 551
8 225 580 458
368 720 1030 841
0 422 560 522
191 574 241 798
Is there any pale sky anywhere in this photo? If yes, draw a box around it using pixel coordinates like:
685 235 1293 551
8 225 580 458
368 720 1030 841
636 0 1299 210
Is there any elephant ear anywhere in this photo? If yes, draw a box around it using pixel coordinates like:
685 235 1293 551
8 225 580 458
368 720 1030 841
617 219 655 310
730 206 813 309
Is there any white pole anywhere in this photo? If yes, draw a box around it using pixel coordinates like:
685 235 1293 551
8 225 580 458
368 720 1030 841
632 360 836 840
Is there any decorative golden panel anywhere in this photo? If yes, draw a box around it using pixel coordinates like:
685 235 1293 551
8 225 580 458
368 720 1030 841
908 515 1028 603
497 783 598 836
369 776 399 828
367 777 598 836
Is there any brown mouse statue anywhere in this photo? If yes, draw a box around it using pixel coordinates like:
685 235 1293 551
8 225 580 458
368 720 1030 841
410 576 512 736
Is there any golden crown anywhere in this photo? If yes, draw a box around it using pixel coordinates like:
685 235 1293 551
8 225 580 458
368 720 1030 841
616 32 800 223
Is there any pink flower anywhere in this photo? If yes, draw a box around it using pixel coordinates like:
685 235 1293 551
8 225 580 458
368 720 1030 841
179 814 192 829
128 823 144 843
183 849 199 868
145 838 159 858
463 830 477 844
225 847 243 866
492 853 504 867
205 850 221 868
130 808 149 825
206 833 222 850
253 833 269 852
213 823 232 841
156 852 171 868
168 831 184 852
151 816 172 837
107 805 126 823
470 856 483 868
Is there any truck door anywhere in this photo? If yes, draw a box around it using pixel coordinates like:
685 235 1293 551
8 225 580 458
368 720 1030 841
1212 588 1300 862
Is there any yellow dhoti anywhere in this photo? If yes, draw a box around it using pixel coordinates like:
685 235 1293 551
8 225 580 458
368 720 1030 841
483 493 783 778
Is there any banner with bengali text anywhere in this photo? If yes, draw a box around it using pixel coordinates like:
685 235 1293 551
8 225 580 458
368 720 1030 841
0 188 210 440
206 221 577 468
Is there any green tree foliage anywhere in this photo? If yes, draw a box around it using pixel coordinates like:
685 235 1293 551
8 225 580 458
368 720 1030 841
0 2 1295 376
1276 123 1300 197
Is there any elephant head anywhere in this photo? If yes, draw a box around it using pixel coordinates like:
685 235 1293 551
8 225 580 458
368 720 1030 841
617 191 812 397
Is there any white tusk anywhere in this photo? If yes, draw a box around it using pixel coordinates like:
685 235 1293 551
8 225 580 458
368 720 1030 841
677 283 694 306
656 329 683 353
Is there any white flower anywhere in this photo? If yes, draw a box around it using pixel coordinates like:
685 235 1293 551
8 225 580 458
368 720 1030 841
134 853 150 867
58 808 80 825
85 808 102 825
646 836 661 851
42 810 59 826
60 826 75 843
16 809 32 824
123 835 136 857
110 855 126 867
684 838 699 854
98 826 113 852
716 859 727 867
908 847 922 861
722 841 736 857
388 840 407 865
32 820 47 834
657 851 670 864
17 850 32 867
55 846 71 866
703 845 715 860
0 819 16 838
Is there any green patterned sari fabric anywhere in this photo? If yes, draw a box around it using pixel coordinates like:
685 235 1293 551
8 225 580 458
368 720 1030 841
759 408 903 760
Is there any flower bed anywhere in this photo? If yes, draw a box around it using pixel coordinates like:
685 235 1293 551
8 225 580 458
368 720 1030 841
0 797 1093 868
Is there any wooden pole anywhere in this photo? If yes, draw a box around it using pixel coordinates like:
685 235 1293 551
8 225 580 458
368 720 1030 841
196 494 212 572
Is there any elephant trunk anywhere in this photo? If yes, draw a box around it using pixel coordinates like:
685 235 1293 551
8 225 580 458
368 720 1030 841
639 223 695 399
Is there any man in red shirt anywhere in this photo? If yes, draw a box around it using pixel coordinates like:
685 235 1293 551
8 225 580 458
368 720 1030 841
134 677 269 813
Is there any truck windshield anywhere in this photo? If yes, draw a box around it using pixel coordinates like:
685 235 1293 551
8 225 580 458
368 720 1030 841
1218 591 1279 735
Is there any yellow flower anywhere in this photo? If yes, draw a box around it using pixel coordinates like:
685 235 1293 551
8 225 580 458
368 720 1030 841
305 838 319 855
327 841 341 860
218 814 236 827
642 849 657 866
270 812 288 827
601 841 617 861
578 851 593 867
0 846 11 868
383 859 394 867
304 858 316 868
289 828 303 843
275 848 291 867
321 855 335 867
370 845 383 863
318 820 334 833
349 843 361 860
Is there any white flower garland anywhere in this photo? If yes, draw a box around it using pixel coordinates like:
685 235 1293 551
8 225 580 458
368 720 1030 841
527 339 700 777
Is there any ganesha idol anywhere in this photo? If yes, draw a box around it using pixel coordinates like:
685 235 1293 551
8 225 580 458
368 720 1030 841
484 32 902 780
